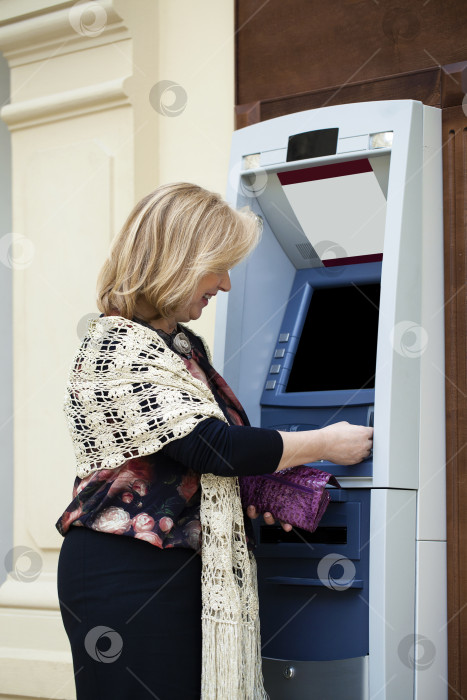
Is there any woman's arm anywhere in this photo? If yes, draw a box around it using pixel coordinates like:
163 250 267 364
276 421 373 472
161 418 283 477
162 418 373 476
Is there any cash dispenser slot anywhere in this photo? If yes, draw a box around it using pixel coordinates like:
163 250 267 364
260 524 347 545
255 496 362 561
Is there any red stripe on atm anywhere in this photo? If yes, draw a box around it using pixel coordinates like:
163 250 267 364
278 159 372 185
322 253 383 267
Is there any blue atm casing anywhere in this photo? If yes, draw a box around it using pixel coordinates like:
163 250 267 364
252 262 378 676
218 101 446 700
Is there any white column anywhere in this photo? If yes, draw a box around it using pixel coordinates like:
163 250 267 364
0 2 158 698
0 50 13 589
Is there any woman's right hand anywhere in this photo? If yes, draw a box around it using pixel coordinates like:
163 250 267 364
319 421 373 465
276 421 373 472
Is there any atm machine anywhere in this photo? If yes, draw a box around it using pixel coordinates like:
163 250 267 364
214 101 446 700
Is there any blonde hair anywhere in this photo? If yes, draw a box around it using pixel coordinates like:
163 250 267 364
96 182 261 320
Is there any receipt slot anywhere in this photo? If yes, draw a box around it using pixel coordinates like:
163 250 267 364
215 101 446 700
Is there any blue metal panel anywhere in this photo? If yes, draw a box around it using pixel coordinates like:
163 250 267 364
255 489 371 662
262 656 368 700
221 209 295 425
261 406 373 478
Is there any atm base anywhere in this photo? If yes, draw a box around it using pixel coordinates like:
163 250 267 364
262 655 368 700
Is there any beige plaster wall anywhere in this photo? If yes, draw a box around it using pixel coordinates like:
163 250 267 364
0 1 235 697
157 0 235 345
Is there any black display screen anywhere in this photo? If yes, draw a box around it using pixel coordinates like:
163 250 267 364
286 283 380 392
286 128 339 162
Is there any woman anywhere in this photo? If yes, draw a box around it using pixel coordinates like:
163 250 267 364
56 182 373 700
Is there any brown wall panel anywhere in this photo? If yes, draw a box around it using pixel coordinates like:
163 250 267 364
236 0 467 107
443 105 467 700
236 68 442 127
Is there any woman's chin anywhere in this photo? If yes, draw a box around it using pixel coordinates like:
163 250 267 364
185 303 206 322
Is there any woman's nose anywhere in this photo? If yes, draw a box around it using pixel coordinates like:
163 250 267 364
219 270 231 292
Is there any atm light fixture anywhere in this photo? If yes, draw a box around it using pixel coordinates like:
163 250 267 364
369 131 393 149
242 153 261 170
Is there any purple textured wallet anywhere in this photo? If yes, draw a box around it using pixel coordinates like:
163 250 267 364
240 465 341 533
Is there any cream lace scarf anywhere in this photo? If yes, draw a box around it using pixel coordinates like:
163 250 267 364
64 316 268 699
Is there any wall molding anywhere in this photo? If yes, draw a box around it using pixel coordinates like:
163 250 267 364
0 76 131 130
0 572 60 610
0 0 127 67
0 651 74 700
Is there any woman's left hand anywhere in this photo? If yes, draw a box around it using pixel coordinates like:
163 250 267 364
246 505 292 532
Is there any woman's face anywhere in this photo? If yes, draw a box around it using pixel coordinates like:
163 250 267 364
179 270 231 323
136 271 232 333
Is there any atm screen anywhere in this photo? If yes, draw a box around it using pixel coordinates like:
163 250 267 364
286 283 380 392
